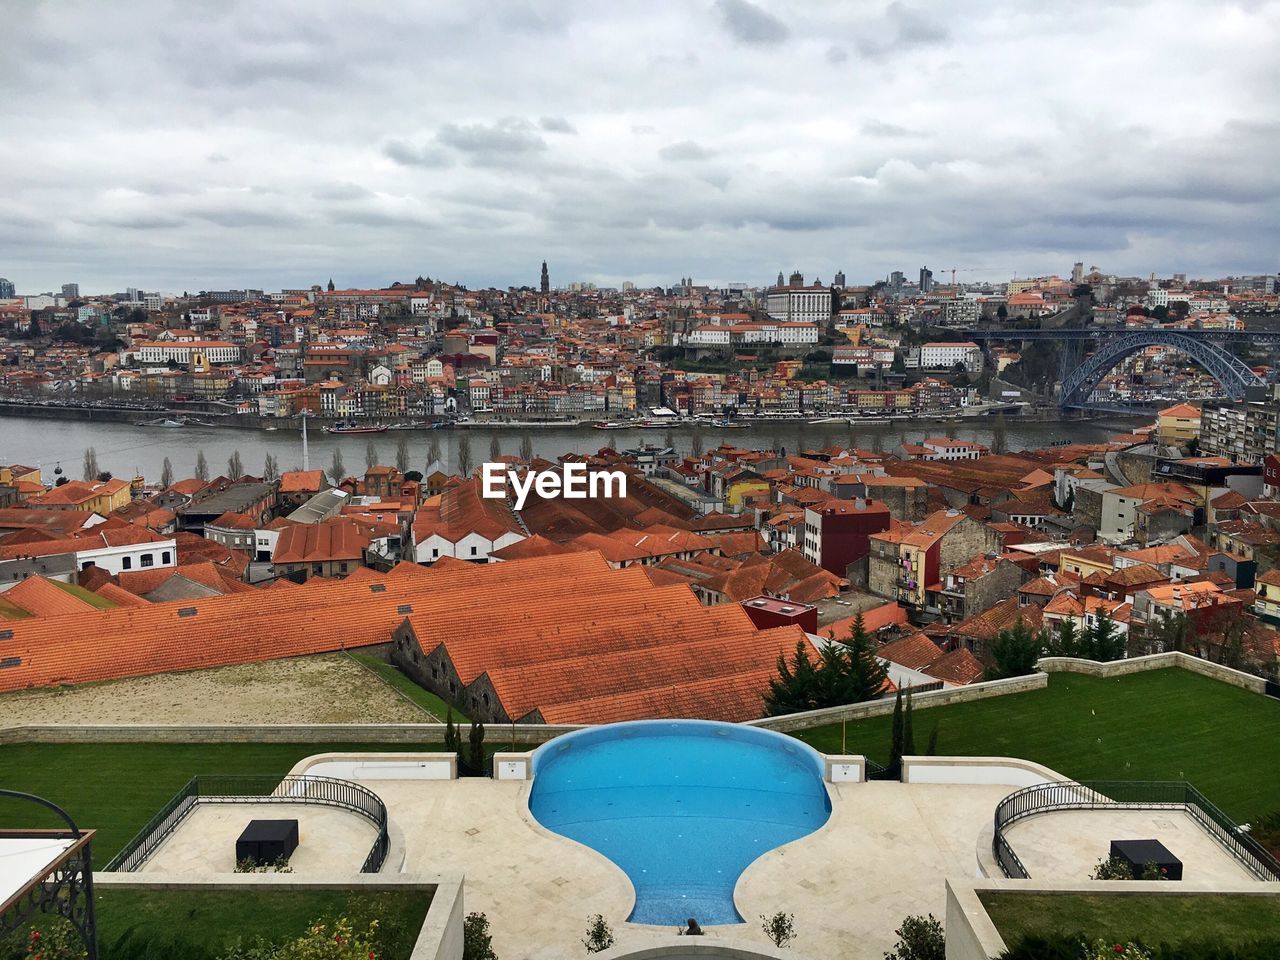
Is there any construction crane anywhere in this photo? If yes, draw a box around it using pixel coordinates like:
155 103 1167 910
945 266 1008 285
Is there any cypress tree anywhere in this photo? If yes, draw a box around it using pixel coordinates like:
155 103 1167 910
444 707 458 756
926 722 940 756
903 687 916 758
888 686 905 779
468 719 486 776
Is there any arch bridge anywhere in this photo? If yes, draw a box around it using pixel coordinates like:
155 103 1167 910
964 327 1270 409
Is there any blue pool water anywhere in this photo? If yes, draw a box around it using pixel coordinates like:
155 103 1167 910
528 720 831 926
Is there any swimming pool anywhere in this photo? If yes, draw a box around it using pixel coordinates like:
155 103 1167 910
528 720 832 926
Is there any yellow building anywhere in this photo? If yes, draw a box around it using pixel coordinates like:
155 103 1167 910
1058 547 1114 580
26 478 132 513
726 478 771 511
1254 569 1280 624
1156 402 1201 444
0 464 41 486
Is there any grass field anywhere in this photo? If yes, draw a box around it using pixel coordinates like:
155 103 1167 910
0 742 446 860
792 669 1280 822
348 652 467 721
981 892 1280 946
2 887 432 960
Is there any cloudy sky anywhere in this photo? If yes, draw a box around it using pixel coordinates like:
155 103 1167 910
2 1 1278 294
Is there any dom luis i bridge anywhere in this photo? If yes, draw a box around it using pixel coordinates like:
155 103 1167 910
962 326 1280 412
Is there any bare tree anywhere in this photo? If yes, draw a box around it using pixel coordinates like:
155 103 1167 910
227 449 244 481
457 435 472 476
160 456 174 488
195 449 209 482
365 439 379 469
395 436 410 473
991 412 1008 455
519 435 534 462
689 425 704 457
82 447 99 482
427 434 442 465
263 453 280 482
489 435 501 461
329 448 346 485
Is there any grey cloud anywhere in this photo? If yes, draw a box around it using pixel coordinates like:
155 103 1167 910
383 139 454 169
659 140 716 162
861 120 923 138
826 45 849 64
436 118 546 159
856 2 949 58
207 153 231 164
313 182 375 201
539 116 577 134
715 0 790 46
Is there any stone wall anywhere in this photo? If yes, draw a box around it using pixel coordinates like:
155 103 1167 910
1038 651 1267 693
0 722 581 746
748 673 1048 733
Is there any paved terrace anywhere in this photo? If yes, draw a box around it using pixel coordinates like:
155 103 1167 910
131 773 1267 959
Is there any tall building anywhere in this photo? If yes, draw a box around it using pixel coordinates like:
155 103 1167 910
919 266 933 293
0 278 14 299
1071 262 1084 285
833 270 846 288
540 261 549 294
61 283 80 299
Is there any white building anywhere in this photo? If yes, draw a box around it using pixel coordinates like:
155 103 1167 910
131 341 241 365
919 341 982 372
765 285 832 325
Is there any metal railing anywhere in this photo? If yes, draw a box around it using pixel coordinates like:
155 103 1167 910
992 780 1280 881
105 775 389 874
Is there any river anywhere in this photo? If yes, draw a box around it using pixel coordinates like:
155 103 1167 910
0 413 1145 484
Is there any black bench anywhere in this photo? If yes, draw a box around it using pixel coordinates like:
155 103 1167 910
235 819 299 867
1110 838 1182 880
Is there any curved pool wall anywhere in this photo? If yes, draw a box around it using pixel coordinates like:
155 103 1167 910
529 720 832 926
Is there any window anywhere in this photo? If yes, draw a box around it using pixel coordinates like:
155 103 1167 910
122 556 132 570
140 554 154 568
470 546 477 556
161 550 171 564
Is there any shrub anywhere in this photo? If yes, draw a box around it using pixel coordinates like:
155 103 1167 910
22 926 87 960
761 912 796 949
999 934 1280 960
1091 855 1136 880
462 913 498 960
581 915 615 953
884 914 944 960
1084 941 1151 960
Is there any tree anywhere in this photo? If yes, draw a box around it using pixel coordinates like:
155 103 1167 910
1045 618 1087 658
690 424 704 457
329 448 346 485
396 436 410 473
888 686 905 779
468 718 486 775
582 915 615 954
903 688 916 757
883 914 944 960
1149 609 1192 655
463 912 498 960
226 449 244 481
427 434 442 465
760 912 796 949
519 435 534 463
195 449 209 482
263 453 280 482
489 435 501 461
444 708 459 756
160 456 174 489
925 723 939 756
991 412 1008 455
995 304 1008 321
765 615 887 716
82 447 99 482
764 640 820 716
365 439 379 470
986 617 1043 680
457 435 472 476
664 427 675 450
1088 606 1125 662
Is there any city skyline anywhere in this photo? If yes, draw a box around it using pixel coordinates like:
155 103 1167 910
3 1 1279 292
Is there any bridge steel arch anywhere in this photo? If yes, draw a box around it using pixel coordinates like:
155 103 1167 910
1060 330 1263 407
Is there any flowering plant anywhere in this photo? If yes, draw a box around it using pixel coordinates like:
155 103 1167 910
1084 939 1152 960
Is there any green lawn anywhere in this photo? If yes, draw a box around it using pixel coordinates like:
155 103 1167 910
3 887 431 960
792 669 1280 822
0 742 445 861
348 652 467 721
981 892 1280 946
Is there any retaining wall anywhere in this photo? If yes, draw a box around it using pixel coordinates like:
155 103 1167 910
1038 651 1267 694
747 673 1047 733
